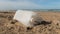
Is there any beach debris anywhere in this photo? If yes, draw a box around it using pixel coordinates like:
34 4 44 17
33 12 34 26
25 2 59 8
13 10 51 27
13 10 36 27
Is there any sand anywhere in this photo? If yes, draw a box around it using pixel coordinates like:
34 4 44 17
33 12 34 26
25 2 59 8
0 12 60 34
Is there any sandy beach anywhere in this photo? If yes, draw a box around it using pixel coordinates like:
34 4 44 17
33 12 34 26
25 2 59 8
0 12 60 34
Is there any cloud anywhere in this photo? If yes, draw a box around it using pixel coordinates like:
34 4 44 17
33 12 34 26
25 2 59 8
0 0 41 10
0 0 60 10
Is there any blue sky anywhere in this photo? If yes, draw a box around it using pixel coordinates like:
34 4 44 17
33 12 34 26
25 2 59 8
0 0 60 10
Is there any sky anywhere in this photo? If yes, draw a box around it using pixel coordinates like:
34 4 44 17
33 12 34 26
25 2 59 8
0 0 60 10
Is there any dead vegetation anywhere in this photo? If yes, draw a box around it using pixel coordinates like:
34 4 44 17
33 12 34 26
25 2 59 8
0 12 60 34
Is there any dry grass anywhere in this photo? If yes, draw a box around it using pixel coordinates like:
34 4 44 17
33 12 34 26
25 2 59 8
0 12 60 34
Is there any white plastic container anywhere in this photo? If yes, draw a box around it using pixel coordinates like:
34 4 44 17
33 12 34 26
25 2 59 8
13 10 36 27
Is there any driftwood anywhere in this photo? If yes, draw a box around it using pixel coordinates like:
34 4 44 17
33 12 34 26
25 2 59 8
30 14 52 26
